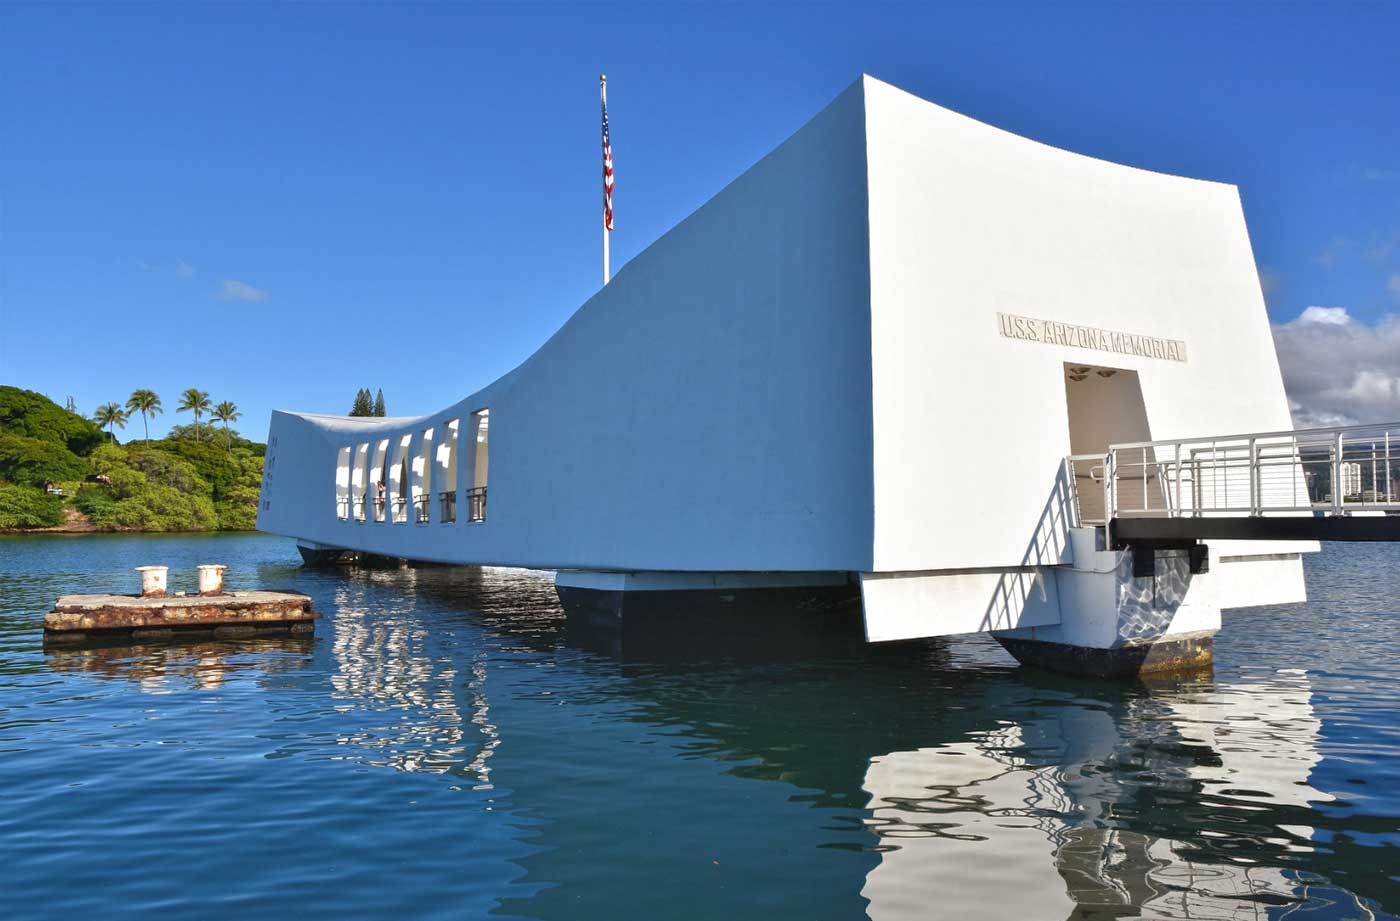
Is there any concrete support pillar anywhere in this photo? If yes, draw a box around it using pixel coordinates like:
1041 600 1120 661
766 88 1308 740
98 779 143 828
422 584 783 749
992 529 1219 679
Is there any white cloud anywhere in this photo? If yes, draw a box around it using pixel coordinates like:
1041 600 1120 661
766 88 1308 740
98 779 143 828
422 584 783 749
1273 307 1400 427
217 279 267 302
1293 305 1351 325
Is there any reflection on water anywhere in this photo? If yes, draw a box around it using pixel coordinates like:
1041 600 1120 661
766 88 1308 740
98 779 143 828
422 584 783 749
2 534 1397 920
862 671 1344 919
324 565 558 783
45 636 314 692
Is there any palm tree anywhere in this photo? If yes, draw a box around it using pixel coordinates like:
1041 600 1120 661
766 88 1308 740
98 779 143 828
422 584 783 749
93 403 129 442
177 388 212 441
211 400 242 450
125 389 162 443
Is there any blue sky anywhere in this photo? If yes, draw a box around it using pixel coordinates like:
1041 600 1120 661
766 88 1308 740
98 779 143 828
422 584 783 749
2 2 1397 436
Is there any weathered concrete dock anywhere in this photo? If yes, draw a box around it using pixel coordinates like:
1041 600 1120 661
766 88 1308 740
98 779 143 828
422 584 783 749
45 591 319 645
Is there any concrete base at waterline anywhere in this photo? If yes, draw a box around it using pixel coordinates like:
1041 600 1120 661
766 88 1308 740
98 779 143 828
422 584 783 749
995 630 1215 680
554 570 863 654
990 533 1222 679
296 540 404 568
297 540 353 567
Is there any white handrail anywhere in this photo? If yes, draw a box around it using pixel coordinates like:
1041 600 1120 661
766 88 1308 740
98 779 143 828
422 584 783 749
1104 421 1400 520
1108 420 1400 451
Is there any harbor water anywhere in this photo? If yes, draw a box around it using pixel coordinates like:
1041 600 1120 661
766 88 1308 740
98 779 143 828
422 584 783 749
0 533 1396 919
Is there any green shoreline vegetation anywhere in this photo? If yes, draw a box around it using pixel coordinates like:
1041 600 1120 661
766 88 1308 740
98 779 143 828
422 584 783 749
0 385 264 532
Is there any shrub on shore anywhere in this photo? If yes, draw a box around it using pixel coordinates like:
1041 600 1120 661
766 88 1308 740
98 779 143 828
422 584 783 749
0 432 89 487
0 483 65 529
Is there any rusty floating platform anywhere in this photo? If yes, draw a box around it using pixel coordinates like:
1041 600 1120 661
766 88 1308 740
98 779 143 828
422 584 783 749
44 591 319 646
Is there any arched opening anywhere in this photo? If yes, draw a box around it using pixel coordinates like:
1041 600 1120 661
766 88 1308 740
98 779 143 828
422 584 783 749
436 419 459 523
334 447 351 520
412 427 434 524
467 409 489 523
351 443 369 522
371 438 389 521
388 434 411 523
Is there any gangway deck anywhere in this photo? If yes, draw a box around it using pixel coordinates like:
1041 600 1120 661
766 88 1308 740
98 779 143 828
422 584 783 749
1068 422 1400 548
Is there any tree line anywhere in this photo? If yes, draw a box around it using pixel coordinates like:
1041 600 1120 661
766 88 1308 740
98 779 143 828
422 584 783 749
0 386 263 531
93 389 243 449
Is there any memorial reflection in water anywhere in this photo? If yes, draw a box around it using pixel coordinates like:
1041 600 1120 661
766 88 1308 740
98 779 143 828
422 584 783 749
861 669 1346 920
324 566 557 785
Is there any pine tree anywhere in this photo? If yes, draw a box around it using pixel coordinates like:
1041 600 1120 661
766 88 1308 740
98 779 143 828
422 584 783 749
373 388 386 417
349 388 373 417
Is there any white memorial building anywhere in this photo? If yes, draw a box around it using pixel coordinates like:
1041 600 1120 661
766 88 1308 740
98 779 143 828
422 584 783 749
258 76 1400 677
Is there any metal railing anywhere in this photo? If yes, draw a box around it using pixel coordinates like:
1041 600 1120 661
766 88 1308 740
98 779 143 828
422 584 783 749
467 486 487 523
413 495 431 524
391 496 408 524
373 496 386 523
1064 454 1107 526
1096 421 1400 523
335 497 349 521
440 491 457 523
352 498 366 522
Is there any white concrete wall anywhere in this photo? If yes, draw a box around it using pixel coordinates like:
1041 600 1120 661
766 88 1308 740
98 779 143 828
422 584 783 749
863 76 1297 573
860 568 1061 641
1212 553 1307 610
258 81 875 570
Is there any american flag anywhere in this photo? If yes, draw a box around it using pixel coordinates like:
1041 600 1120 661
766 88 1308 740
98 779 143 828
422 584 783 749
602 88 614 232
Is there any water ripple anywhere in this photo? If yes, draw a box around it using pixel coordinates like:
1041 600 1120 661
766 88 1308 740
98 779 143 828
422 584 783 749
0 534 1396 919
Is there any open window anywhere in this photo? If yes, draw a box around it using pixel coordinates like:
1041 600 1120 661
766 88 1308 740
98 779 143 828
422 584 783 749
351 443 369 522
412 427 434 524
388 434 411 523
466 409 489 523
370 438 389 522
436 419 459 523
335 447 351 520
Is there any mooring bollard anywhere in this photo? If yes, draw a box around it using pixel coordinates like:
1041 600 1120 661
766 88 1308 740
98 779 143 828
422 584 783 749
197 564 228 596
135 566 169 598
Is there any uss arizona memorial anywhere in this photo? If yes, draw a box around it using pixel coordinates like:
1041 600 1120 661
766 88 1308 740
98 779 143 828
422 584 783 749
257 75 1400 677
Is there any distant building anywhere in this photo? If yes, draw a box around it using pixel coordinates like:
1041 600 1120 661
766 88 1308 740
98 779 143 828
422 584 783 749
1340 462 1363 498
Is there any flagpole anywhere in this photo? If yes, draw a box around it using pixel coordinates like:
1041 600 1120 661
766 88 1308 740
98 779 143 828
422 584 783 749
601 73 611 286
